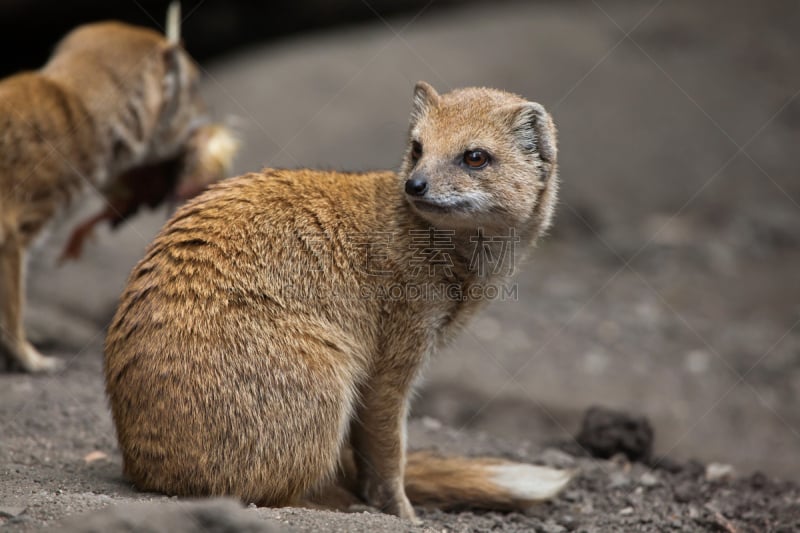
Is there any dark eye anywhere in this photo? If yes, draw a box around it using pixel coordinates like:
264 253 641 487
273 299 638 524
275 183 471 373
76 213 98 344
410 141 423 161
463 149 490 169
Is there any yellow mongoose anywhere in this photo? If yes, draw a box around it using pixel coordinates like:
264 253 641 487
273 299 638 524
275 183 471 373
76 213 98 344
105 82 570 520
0 6 236 372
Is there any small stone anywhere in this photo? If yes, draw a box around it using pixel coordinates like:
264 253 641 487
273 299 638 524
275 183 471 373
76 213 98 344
674 482 696 503
639 472 659 487
749 471 768 489
558 515 577 530
705 463 735 482
619 507 634 516
540 448 576 468
608 471 630 489
247 503 256 509
540 520 567 533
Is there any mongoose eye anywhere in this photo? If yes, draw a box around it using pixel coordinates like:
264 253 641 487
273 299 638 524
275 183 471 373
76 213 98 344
463 149 490 169
410 141 423 162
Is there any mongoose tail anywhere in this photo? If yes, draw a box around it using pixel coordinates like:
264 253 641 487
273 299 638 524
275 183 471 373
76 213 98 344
404 452 573 511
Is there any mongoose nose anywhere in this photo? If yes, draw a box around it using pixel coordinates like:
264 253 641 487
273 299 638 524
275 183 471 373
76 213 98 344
405 178 428 196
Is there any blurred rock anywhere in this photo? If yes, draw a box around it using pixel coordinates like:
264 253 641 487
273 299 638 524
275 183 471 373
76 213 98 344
52 498 285 533
639 472 659 487
539 448 577 469
576 406 654 462
705 463 736 482
608 471 631 489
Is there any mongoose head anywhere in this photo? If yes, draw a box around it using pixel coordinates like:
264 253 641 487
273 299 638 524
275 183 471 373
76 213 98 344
51 21 207 163
400 82 558 236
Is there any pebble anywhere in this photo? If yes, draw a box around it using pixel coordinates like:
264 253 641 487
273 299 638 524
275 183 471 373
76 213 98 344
608 471 630 489
639 472 659 487
540 520 567 533
619 507 634 515
558 515 577 530
673 482 697 503
705 462 735 482
539 448 576 468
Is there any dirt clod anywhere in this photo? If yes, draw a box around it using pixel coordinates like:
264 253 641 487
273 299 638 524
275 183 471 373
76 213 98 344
575 406 654 462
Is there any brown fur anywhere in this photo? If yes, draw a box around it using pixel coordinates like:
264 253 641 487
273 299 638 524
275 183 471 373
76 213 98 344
0 20 229 372
104 82 562 520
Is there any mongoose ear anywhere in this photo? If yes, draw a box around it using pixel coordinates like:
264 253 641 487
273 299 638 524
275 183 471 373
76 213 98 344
166 1 181 45
161 44 182 99
160 43 195 117
410 81 440 124
511 102 558 165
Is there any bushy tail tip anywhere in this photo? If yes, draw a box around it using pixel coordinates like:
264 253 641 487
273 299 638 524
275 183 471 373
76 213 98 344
404 451 573 511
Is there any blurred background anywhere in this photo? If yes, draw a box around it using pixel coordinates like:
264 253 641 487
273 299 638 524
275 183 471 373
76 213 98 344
7 0 799 480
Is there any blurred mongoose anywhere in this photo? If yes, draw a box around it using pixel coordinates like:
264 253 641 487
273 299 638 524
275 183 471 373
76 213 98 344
105 82 569 520
0 5 236 372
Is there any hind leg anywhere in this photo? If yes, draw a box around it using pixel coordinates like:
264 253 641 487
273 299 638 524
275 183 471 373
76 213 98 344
0 234 63 373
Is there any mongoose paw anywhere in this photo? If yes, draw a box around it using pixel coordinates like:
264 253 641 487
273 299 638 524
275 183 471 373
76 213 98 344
362 481 418 522
16 343 66 373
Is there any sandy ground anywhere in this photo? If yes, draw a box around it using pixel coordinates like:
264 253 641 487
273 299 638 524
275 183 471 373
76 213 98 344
2 0 800 530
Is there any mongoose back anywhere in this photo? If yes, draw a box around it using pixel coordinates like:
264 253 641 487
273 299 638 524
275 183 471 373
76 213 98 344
105 82 569 520
0 7 235 372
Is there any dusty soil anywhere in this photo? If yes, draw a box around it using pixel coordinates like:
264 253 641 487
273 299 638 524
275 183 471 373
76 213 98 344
2 0 799 531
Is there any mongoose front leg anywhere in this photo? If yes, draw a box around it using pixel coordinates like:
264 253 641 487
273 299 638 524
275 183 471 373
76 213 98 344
0 236 63 372
350 371 417 521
